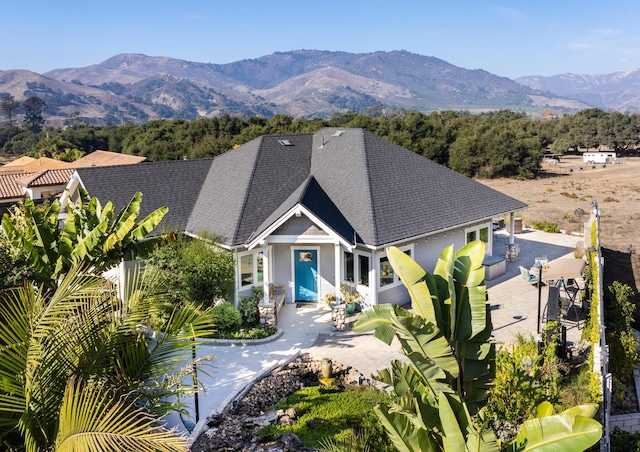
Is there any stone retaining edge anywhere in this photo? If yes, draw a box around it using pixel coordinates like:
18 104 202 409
198 329 284 346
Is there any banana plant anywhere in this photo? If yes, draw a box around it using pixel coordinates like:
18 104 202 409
2 189 168 290
354 241 494 408
352 242 601 452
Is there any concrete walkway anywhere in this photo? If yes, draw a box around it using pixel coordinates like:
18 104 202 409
172 228 587 440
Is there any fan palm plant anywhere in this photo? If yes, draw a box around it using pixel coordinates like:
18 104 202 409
0 265 216 452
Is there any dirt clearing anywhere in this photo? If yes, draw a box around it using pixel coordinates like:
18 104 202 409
480 155 640 309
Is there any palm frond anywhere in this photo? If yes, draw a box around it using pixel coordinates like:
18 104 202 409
55 378 189 452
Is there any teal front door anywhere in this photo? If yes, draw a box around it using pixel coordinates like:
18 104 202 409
294 249 318 302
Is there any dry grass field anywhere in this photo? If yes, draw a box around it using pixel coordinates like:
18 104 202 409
480 155 640 307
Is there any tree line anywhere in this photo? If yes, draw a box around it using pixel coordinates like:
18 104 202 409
1 100 640 179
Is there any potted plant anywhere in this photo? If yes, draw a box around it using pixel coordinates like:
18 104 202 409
322 293 337 308
340 283 361 314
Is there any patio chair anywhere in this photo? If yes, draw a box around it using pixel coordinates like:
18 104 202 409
519 266 540 285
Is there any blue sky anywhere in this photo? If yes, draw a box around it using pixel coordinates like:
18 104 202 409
3 0 640 79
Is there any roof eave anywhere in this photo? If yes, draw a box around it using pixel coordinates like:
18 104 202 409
245 203 354 251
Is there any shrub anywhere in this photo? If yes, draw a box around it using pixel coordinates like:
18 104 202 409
485 331 563 442
530 219 560 233
211 302 242 334
605 282 639 385
611 427 640 451
239 287 263 326
144 234 235 307
180 238 235 306
0 238 31 290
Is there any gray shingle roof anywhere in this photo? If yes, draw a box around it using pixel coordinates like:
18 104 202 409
76 160 213 232
75 128 528 248
185 134 313 243
248 176 358 246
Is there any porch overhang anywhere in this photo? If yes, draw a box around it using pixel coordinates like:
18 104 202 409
245 203 355 251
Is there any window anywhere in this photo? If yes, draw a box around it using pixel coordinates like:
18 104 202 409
380 256 394 286
358 254 369 287
379 247 412 288
239 251 264 287
466 224 491 252
240 254 253 286
344 252 354 282
257 251 264 283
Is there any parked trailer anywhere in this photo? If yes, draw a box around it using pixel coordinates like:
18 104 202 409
583 152 616 164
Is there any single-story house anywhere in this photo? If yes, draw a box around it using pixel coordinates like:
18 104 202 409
61 128 528 307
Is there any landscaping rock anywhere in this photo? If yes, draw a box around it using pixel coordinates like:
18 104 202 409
189 354 360 451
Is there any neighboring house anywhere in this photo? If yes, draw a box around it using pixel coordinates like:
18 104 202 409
0 156 69 174
61 128 528 307
0 157 73 215
0 151 147 212
65 150 147 168
15 168 76 200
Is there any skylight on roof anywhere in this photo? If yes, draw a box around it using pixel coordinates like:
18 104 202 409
331 130 345 137
278 139 293 146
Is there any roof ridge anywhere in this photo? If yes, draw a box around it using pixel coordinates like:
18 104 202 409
232 136 265 245
359 129 379 245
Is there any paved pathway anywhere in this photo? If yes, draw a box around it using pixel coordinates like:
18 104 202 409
173 228 587 441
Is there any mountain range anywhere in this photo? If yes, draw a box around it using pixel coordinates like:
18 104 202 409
0 50 633 126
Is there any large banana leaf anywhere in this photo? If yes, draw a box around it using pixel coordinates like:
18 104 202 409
438 392 468 451
450 241 487 344
353 304 459 381
130 206 169 242
375 360 448 417
459 304 495 409
104 211 138 253
374 403 439 452
111 191 143 236
439 392 501 452
386 246 441 327
507 403 602 452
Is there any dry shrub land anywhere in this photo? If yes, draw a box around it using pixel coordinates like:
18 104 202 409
480 155 640 308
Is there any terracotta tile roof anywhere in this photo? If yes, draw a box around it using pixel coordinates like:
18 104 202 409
66 150 147 168
0 157 69 174
16 169 75 187
1 156 35 167
0 173 27 199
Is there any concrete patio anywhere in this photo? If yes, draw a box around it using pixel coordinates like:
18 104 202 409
488 228 586 345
